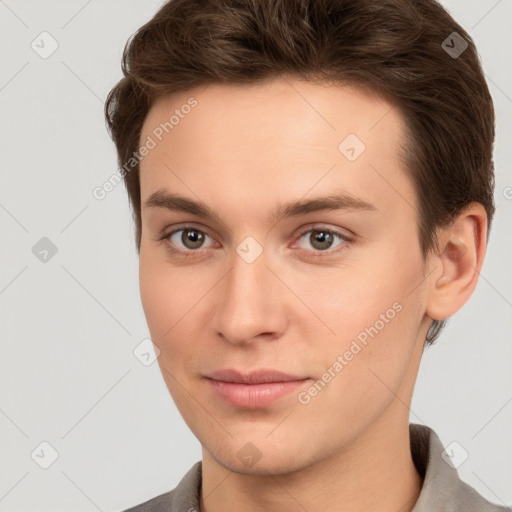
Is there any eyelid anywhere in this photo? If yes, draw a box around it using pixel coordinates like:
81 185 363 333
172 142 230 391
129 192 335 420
160 221 215 238
292 223 353 242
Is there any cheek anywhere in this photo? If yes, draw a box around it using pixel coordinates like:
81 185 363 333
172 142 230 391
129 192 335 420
139 258 191 402
139 253 214 434
296 247 425 388
139 254 171 338
139 252 193 371
297 296 422 437
139 250 220 376
289 257 418 343
139 250 196 337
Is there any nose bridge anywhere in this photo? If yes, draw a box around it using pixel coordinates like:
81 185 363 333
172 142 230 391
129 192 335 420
214 246 284 344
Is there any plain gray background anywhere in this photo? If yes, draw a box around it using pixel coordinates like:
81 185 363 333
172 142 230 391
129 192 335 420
1 0 511 511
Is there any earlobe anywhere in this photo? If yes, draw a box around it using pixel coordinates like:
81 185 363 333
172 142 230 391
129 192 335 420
426 204 487 321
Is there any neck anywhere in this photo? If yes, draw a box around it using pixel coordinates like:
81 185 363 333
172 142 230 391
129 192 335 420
199 411 423 512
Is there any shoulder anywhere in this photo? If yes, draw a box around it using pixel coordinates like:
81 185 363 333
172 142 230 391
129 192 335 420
410 424 510 512
122 461 202 512
122 489 175 512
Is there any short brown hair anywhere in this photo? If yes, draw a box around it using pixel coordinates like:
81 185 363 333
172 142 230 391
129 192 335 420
104 0 495 344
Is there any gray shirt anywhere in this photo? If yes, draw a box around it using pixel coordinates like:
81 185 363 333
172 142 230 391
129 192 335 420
124 423 509 511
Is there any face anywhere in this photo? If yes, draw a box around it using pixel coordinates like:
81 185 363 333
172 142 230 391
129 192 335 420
138 77 433 475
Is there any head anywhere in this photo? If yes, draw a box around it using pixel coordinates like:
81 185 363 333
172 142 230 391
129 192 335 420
105 0 495 475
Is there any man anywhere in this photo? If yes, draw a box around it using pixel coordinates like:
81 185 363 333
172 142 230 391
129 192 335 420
105 0 507 510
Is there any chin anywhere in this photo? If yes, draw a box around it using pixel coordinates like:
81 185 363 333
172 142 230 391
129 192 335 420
203 434 316 477
215 452 308 476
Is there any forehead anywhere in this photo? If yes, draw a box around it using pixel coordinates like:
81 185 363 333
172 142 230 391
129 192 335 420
138 77 415 223
141 78 402 148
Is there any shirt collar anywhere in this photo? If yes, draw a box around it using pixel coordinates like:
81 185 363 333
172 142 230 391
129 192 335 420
409 423 507 511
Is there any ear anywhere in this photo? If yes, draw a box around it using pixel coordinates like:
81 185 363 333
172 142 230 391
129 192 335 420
426 203 488 321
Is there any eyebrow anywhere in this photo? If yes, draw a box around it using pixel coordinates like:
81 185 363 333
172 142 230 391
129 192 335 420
143 189 377 225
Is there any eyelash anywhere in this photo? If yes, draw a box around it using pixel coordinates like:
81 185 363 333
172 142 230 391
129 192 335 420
159 224 353 259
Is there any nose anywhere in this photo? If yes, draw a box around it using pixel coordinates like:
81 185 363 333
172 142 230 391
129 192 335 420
212 247 288 345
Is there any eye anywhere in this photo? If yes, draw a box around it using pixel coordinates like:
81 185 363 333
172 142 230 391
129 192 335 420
164 227 216 252
159 224 351 258
295 228 348 252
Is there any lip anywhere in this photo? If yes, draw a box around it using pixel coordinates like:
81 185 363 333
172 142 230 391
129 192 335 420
205 368 311 408
207 368 306 384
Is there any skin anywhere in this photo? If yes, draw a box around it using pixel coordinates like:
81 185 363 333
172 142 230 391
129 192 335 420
137 76 487 512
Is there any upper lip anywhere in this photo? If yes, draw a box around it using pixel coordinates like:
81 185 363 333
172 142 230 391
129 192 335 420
206 369 308 384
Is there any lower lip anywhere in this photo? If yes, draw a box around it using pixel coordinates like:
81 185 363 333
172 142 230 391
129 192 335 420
206 378 310 409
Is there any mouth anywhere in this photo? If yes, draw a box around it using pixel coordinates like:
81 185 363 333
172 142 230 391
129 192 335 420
204 368 311 408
